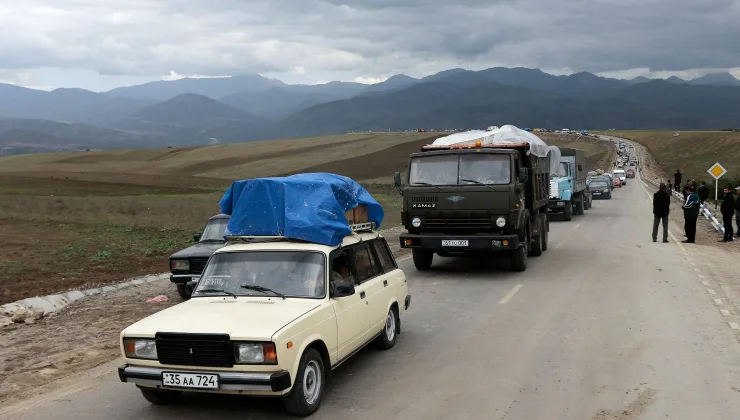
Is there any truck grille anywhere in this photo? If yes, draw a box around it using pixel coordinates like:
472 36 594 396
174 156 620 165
425 215 492 230
155 333 233 367
549 180 559 199
189 257 209 274
411 196 438 203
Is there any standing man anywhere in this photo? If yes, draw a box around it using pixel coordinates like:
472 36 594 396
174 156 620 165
720 187 735 242
674 170 683 192
667 180 673 194
736 186 740 237
653 183 670 243
682 185 700 244
698 181 709 204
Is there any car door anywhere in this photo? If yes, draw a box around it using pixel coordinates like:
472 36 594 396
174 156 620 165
349 242 386 340
371 238 406 321
330 248 369 361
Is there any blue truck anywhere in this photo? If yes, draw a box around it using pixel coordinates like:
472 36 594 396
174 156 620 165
548 148 588 221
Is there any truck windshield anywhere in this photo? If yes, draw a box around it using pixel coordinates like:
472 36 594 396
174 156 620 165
193 251 326 298
409 154 511 186
200 218 229 242
553 162 569 177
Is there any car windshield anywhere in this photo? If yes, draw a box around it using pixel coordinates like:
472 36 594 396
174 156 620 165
591 182 608 189
409 154 511 186
193 251 326 298
200 218 229 242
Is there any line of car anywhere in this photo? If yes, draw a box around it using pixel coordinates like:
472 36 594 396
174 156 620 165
586 141 637 199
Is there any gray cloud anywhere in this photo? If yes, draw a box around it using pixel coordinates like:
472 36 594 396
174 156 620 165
1 0 739 89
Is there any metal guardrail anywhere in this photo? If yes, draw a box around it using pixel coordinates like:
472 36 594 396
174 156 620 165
645 178 725 234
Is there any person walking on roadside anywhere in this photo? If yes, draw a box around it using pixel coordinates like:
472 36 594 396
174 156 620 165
682 185 700 244
720 187 735 242
674 170 683 192
653 183 671 243
698 181 709 204
667 180 673 194
735 186 740 237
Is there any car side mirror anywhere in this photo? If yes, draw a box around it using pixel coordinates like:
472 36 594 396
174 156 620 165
518 168 529 183
193 232 202 242
331 281 355 298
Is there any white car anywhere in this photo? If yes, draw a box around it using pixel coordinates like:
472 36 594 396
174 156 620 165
613 169 627 185
118 228 410 416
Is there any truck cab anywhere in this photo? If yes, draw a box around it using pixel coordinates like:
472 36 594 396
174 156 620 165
395 142 550 272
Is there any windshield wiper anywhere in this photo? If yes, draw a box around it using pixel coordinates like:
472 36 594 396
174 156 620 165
241 284 286 300
196 288 237 299
413 182 443 191
460 178 495 191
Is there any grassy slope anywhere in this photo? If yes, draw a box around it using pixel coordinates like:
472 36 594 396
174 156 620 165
0 132 611 303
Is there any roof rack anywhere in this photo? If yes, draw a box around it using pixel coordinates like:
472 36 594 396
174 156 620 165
351 222 376 232
223 222 377 245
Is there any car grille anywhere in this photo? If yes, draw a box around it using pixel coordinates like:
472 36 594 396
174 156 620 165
425 215 492 230
189 257 209 274
155 333 233 367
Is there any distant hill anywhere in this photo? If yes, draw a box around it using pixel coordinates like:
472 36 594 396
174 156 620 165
362 75 420 94
135 93 261 125
687 72 740 87
106 75 285 101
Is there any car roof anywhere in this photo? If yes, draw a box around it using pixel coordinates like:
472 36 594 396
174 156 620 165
213 231 383 255
209 213 231 220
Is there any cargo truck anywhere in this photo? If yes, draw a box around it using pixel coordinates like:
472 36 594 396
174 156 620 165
394 127 555 272
548 147 588 221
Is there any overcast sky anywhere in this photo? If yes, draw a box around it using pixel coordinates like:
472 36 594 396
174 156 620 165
1 0 739 91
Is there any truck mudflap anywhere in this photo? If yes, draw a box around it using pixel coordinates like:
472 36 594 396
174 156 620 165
400 233 519 252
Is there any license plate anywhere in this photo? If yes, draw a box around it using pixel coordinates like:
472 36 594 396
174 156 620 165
593 192 601 195
442 240 468 247
162 372 219 389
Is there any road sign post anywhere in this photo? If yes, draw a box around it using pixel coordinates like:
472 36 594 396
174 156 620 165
707 162 727 210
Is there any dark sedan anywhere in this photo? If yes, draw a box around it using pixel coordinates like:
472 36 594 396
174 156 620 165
589 181 612 199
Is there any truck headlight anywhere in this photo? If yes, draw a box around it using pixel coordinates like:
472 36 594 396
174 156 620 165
411 217 422 228
123 338 158 360
496 217 506 227
234 342 277 365
170 259 189 271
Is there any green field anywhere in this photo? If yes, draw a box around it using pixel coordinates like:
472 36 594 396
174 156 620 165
0 132 613 303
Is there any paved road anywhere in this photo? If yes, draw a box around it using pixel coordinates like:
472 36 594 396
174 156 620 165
6 166 740 420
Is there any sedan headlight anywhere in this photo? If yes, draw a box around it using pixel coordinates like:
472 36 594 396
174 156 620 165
170 259 189 271
234 342 277 365
411 217 422 228
123 338 158 360
496 217 506 228
603 189 609 193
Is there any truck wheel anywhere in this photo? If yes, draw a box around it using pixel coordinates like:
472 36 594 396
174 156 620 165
575 194 585 216
541 215 549 251
529 219 544 257
176 284 193 300
138 387 182 405
510 232 528 272
412 249 433 270
563 201 573 221
283 348 326 416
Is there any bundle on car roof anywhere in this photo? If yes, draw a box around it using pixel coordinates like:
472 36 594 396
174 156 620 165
218 172 384 247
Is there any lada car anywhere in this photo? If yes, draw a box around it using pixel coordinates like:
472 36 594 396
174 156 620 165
118 227 410 416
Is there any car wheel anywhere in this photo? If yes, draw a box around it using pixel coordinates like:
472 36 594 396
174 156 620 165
176 284 193 300
283 348 326 416
374 307 399 350
412 249 433 270
138 387 182 406
563 201 573 221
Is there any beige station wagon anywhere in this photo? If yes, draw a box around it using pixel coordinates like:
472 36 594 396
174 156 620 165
118 228 410 416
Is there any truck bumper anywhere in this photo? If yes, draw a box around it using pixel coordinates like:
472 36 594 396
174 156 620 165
399 233 519 252
548 200 570 213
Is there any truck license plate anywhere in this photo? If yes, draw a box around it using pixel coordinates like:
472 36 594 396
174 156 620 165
162 372 219 389
442 240 468 247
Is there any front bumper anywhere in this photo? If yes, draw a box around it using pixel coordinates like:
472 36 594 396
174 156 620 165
118 364 291 393
400 233 519 252
547 199 570 212
170 274 200 285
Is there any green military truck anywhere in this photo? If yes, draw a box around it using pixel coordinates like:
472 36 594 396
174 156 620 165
394 129 556 272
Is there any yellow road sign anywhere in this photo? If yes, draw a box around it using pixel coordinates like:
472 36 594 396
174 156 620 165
708 162 727 180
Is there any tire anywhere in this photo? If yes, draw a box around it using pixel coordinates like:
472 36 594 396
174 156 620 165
374 307 399 350
541 215 549 251
510 230 528 272
563 200 573 221
529 218 544 257
412 249 433 271
575 194 585 216
283 348 326 417
176 284 193 300
138 387 182 406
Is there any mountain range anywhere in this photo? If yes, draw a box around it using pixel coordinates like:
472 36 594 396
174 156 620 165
1 67 740 155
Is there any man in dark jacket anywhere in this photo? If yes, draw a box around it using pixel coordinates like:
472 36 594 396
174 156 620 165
735 186 740 237
720 187 735 242
653 183 670 243
698 182 709 204
674 170 683 192
682 186 700 243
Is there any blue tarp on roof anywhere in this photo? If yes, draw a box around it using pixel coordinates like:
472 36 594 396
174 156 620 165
218 173 384 247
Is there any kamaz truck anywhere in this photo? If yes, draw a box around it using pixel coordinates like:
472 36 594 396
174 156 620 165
548 147 588 221
394 128 554 272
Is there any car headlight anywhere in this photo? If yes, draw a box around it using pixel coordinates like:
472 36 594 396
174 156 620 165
496 217 506 228
603 189 609 193
411 217 422 228
234 342 277 365
123 338 158 360
170 259 189 271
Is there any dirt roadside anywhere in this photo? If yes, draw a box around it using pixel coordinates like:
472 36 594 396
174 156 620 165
0 226 409 408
